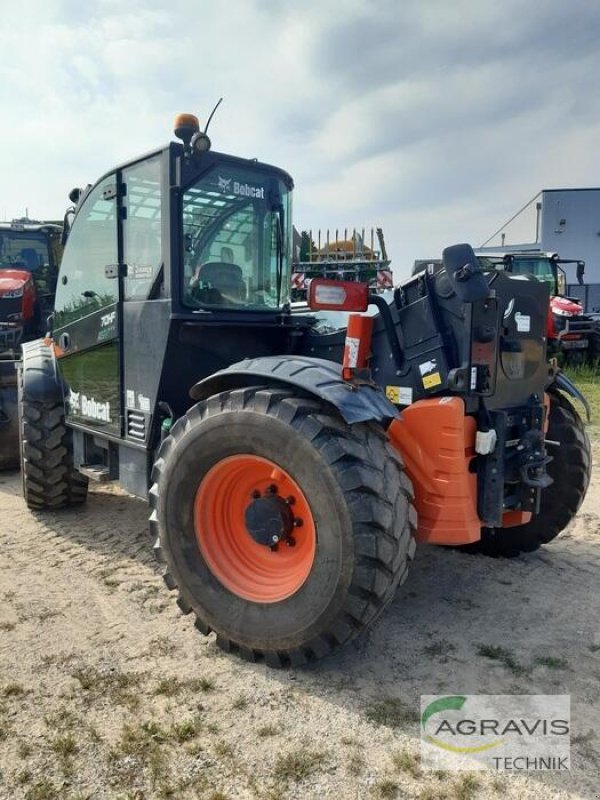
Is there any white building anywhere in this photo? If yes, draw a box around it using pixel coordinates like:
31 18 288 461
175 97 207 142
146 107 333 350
480 188 600 294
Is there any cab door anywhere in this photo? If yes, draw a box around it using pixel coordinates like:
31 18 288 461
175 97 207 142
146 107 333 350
52 176 122 435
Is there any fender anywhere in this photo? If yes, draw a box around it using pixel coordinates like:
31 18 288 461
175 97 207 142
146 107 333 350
21 339 65 405
189 356 400 425
553 370 591 421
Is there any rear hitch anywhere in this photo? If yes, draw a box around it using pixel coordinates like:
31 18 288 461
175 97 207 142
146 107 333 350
516 430 553 489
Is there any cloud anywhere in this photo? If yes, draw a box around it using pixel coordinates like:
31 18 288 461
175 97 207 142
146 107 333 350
0 0 599 276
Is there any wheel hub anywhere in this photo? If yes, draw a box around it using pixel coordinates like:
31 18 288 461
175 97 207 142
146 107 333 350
245 491 295 547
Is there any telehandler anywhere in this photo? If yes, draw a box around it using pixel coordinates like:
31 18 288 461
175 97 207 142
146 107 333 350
19 113 591 666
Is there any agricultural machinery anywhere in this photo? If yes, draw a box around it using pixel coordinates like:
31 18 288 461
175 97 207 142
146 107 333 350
0 219 62 467
291 227 393 300
19 114 591 666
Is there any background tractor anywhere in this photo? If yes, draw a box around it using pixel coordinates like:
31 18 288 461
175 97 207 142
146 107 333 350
291 226 393 301
19 114 591 666
0 218 62 467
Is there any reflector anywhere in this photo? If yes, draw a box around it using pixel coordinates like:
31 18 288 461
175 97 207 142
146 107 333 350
308 279 369 311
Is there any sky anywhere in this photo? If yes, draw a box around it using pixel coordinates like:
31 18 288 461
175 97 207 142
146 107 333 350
1 0 600 278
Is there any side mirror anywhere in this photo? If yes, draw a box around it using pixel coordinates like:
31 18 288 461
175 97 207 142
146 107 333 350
307 279 369 312
442 243 490 303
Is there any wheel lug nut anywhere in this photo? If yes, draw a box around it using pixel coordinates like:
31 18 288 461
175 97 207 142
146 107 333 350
271 535 280 543
286 495 296 506
293 518 303 528
267 484 277 495
251 490 261 499
286 536 296 547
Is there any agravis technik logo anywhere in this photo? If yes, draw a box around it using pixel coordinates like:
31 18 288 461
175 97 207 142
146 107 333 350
421 695 570 771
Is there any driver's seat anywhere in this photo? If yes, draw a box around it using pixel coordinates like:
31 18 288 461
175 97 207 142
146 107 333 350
198 262 246 300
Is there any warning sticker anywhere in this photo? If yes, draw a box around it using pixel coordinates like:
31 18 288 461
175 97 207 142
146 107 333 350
386 386 413 405
345 337 360 368
515 312 531 333
423 372 442 389
419 359 438 377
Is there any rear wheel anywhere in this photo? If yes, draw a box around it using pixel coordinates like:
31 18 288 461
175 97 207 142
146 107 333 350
151 386 416 666
20 373 88 510
471 390 591 557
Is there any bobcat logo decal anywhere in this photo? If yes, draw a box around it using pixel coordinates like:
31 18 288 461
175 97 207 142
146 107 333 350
218 176 232 192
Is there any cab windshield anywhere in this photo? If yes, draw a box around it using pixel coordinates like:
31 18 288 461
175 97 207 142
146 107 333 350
182 166 292 310
510 257 556 288
0 230 50 270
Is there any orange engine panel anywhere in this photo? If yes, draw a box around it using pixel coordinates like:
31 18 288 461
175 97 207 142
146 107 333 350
387 397 482 545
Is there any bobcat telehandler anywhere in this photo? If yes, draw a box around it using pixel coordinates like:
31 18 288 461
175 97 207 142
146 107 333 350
19 113 591 666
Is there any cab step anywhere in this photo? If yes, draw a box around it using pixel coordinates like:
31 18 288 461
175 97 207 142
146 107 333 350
79 463 111 482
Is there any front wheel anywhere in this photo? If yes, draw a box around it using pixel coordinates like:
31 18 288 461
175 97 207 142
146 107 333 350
150 387 416 666
20 371 89 510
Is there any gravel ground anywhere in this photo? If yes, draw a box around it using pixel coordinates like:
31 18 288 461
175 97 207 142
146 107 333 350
0 443 598 800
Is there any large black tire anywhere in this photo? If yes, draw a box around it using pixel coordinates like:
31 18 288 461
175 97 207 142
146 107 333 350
20 378 89 510
470 390 591 557
151 386 416 666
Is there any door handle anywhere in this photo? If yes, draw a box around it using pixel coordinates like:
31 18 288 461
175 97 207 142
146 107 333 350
58 332 71 352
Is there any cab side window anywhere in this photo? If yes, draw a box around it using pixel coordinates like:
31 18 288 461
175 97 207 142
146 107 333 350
54 179 118 329
123 156 162 300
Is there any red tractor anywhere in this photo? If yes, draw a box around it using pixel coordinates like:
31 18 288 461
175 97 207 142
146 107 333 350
0 219 62 467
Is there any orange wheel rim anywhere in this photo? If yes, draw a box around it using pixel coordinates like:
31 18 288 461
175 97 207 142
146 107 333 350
194 455 317 603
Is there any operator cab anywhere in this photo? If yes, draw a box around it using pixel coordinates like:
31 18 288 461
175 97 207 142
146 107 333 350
49 112 305 496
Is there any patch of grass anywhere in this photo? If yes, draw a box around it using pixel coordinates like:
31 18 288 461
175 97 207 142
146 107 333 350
564 366 600 438
3 682 27 697
257 723 278 738
365 697 419 728
392 749 421 778
37 609 60 621
214 740 234 758
24 780 60 800
423 640 456 659
206 721 219 735
476 644 529 676
193 677 216 693
109 721 169 787
18 741 33 758
154 675 215 697
274 747 327 784
172 717 202 742
572 728 596 745
451 774 480 800
51 733 78 758
155 676 182 697
419 787 450 800
348 751 365 776
232 694 248 710
0 621 15 631
17 769 33 785
44 707 79 730
535 655 569 670
72 666 141 710
374 779 400 799
151 635 179 656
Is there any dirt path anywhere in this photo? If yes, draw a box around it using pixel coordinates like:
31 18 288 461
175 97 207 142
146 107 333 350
0 445 598 800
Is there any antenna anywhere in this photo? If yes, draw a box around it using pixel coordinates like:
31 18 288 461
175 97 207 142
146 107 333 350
204 97 223 134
